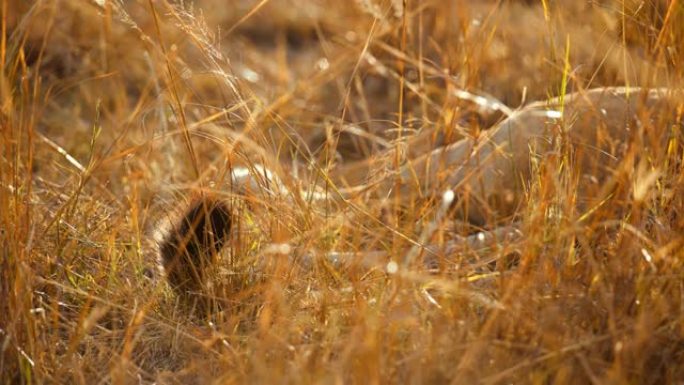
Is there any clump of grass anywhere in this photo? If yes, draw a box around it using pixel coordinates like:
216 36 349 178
2 0 684 384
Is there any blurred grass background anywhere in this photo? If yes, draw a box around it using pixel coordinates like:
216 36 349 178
2 0 684 384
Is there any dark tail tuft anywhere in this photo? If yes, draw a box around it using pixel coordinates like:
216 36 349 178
158 196 232 308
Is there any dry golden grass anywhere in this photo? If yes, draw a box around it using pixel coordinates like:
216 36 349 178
2 0 684 384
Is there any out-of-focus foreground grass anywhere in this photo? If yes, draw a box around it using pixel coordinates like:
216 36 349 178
2 0 684 384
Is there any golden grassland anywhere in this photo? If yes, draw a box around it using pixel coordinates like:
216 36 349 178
2 0 684 384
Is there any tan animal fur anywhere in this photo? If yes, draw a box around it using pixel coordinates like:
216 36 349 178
333 87 681 223
159 87 682 306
